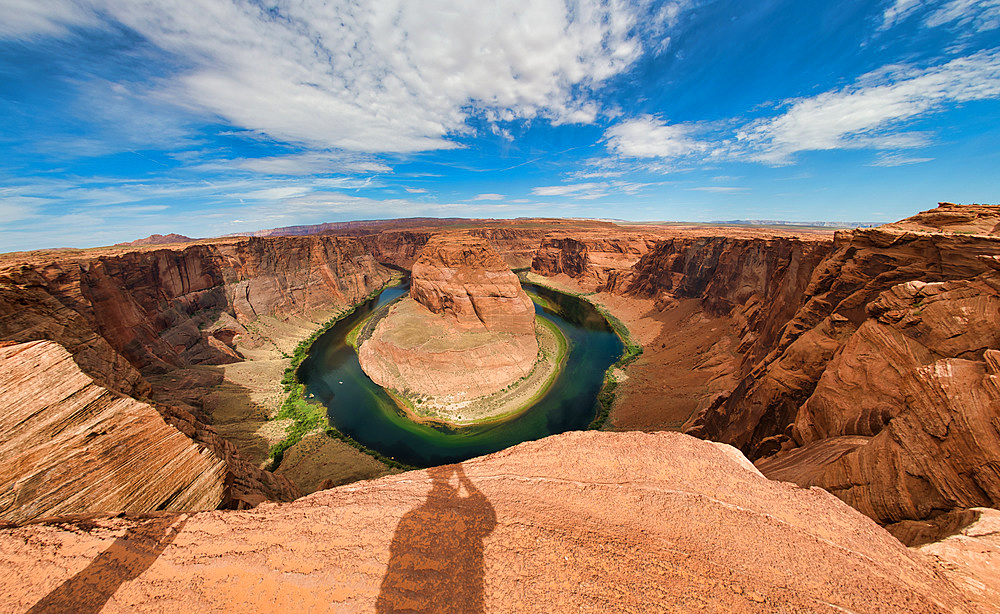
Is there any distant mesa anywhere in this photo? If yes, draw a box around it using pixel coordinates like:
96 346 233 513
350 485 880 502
358 234 547 424
115 233 194 247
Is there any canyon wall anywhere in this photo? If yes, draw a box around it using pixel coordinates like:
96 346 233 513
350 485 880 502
359 234 539 400
0 234 397 513
532 232 832 371
0 340 228 523
690 208 1000 523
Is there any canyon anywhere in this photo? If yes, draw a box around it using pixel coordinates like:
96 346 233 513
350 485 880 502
1 207 999 610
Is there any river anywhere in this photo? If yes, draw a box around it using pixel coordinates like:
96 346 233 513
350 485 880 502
297 283 623 467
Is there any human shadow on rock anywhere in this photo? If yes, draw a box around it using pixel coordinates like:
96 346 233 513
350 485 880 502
376 464 497 614
27 514 187 614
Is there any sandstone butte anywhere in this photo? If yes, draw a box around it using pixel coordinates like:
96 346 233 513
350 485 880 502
1 209 1000 610
1 431 993 613
358 234 540 404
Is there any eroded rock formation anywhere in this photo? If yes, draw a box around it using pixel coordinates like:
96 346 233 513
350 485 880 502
0 431 983 612
0 340 227 523
359 234 538 401
0 234 394 508
689 204 1000 523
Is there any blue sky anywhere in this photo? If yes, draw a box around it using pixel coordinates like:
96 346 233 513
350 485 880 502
1 0 999 251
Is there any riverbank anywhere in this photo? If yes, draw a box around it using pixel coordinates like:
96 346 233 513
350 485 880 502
256 274 409 491
519 272 643 429
383 314 569 426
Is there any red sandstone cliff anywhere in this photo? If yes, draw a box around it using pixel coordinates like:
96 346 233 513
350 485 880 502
0 341 228 523
0 234 395 509
686 205 1000 523
359 234 538 401
410 234 535 334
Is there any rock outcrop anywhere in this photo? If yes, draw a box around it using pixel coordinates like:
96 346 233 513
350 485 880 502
0 341 227 523
359 235 538 402
532 231 659 290
410 234 535 334
115 233 194 247
0 431 984 613
689 204 1000 523
0 235 392 509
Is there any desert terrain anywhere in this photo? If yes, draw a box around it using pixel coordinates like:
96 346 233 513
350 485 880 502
1 206 999 611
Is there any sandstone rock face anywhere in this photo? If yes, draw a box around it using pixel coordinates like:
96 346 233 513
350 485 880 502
0 236 393 388
0 235 387 509
531 231 658 290
410 234 535 334
360 234 538 401
0 432 981 612
688 210 1000 523
882 202 1000 235
619 236 831 368
0 341 227 523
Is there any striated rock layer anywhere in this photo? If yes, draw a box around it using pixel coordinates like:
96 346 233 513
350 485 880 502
0 341 227 523
690 204 1000 523
0 431 983 612
0 234 392 507
410 234 535 334
360 234 538 401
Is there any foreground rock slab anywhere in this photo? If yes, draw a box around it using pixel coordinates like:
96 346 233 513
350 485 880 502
0 432 982 613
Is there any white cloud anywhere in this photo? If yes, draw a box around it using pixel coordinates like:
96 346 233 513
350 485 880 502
926 0 1000 31
472 193 504 201
530 180 652 200
0 0 99 38
604 116 707 159
532 183 605 197
222 153 391 176
881 0 1000 31
13 0 673 154
734 50 1000 163
880 0 922 30
868 152 935 166
405 187 428 194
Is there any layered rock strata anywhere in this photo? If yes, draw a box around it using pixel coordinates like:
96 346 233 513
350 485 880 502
690 204 1000 523
359 234 538 402
0 431 984 612
0 234 392 507
0 341 227 523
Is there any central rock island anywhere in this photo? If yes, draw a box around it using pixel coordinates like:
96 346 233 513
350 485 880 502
358 234 564 424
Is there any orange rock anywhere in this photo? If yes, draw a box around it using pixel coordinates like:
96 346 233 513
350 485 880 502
0 431 982 612
360 235 539 401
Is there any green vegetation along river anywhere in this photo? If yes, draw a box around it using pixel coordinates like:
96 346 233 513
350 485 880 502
297 283 623 467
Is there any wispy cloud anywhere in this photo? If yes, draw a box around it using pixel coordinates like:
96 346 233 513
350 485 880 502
4 1 680 154
472 193 504 201
734 50 1000 163
532 183 606 198
600 50 1000 167
868 152 935 167
881 0 1000 31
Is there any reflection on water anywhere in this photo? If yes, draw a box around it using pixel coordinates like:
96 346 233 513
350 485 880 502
298 283 622 467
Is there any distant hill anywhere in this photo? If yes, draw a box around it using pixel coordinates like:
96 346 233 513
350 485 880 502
710 220 877 229
226 218 468 237
115 233 194 246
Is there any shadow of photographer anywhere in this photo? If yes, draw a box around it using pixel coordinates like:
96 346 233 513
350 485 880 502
27 513 188 614
376 464 496 613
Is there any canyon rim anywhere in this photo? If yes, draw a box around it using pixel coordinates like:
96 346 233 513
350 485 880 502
0 206 998 611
